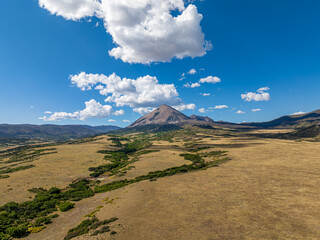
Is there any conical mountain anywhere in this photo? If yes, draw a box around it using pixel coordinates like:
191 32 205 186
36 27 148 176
129 104 191 127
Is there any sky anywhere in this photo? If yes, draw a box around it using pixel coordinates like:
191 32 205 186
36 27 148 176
1 0 320 127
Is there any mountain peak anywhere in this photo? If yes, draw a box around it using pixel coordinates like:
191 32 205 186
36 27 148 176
157 104 174 110
129 105 190 127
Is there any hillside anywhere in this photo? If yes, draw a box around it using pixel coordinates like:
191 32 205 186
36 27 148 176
244 109 320 129
189 114 214 123
0 124 120 141
263 124 320 140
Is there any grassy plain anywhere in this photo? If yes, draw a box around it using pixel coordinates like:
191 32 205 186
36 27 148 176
1 129 320 240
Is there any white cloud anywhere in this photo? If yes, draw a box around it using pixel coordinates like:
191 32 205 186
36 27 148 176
38 0 100 20
44 111 52 114
39 99 120 121
39 0 211 64
122 120 131 123
214 105 228 109
71 72 184 108
291 111 305 116
198 108 206 113
114 109 125 116
257 87 270 92
252 108 262 112
30 106 35 109
173 103 196 111
133 103 196 115
78 99 113 120
184 82 200 88
133 107 155 115
199 76 221 84
188 69 197 75
236 110 245 114
241 87 270 102
108 119 116 122
201 93 210 96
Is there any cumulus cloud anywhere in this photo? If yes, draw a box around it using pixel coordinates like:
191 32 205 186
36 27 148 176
133 107 155 115
132 103 196 115
122 120 131 123
44 111 52 114
38 0 100 20
173 103 196 111
201 93 210 96
291 111 305 116
198 108 206 113
214 105 228 109
108 119 116 122
188 69 197 75
71 72 184 108
114 109 125 116
241 87 270 102
39 0 211 64
199 76 221 84
185 76 221 88
252 108 262 112
236 110 245 114
39 99 121 121
184 82 200 88
70 72 197 115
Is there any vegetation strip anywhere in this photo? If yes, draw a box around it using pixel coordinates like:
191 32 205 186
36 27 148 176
64 217 118 240
89 138 151 177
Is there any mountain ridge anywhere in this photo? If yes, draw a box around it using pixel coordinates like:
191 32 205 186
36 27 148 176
0 124 120 141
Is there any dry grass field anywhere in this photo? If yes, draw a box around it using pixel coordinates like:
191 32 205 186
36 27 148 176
0 137 109 204
15 131 320 240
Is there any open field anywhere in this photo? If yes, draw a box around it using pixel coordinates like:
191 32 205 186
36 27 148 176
19 132 320 240
1 129 320 239
0 137 109 204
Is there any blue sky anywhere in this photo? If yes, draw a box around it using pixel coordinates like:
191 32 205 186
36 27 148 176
1 0 320 127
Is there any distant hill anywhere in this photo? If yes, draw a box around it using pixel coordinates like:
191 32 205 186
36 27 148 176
0 124 120 141
189 115 214 123
244 110 320 129
263 124 320 140
286 124 320 139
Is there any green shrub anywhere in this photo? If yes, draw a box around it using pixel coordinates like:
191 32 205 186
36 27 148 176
59 202 75 212
94 180 131 193
5 225 28 238
0 232 11 240
100 226 110 233
34 216 52 226
64 217 98 240
48 187 61 195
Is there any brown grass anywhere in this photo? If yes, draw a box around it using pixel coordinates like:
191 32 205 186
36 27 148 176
7 132 320 239
0 137 109 204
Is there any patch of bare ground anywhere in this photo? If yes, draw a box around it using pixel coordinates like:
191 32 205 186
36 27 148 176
26 135 320 240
